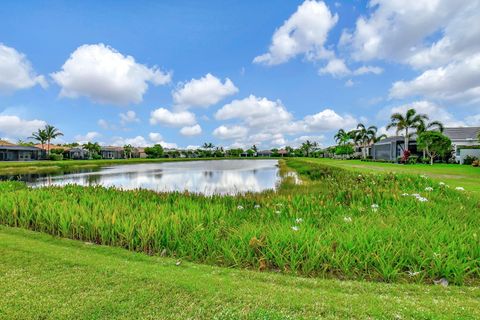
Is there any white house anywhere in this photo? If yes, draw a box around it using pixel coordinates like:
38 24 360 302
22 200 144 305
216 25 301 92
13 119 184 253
443 127 480 164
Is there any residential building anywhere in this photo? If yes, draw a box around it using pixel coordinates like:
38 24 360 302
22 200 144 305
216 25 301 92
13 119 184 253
0 144 43 161
444 127 480 164
100 146 125 159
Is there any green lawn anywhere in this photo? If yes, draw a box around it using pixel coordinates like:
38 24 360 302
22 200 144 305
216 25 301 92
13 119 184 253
307 158 480 194
1 226 479 320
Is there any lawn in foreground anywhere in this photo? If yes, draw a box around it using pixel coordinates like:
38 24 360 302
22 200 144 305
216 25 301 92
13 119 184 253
309 158 480 194
1 226 479 320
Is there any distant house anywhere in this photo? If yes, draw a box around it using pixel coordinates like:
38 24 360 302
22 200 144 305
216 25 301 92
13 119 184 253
66 147 89 160
444 127 480 164
371 136 419 161
256 150 272 157
34 144 68 153
371 127 480 163
0 144 43 161
277 149 289 157
100 146 125 159
132 147 147 158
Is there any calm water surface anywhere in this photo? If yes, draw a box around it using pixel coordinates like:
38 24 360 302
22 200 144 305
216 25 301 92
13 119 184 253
10 160 280 195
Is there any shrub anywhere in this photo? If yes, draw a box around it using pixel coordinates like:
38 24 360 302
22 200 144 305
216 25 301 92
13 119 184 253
92 154 102 160
49 154 63 161
472 160 479 167
407 155 418 164
464 155 477 165
421 157 430 164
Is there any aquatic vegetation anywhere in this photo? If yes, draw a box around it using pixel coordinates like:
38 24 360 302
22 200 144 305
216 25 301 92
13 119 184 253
0 159 478 285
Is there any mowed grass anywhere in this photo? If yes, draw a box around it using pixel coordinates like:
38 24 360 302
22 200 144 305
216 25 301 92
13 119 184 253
1 226 480 320
309 158 480 194
1 159 478 285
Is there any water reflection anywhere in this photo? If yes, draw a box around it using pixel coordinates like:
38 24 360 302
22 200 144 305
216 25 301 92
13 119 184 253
8 160 280 195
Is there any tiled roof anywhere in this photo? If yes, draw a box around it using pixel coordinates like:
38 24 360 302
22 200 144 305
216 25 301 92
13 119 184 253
0 140 14 146
443 127 480 141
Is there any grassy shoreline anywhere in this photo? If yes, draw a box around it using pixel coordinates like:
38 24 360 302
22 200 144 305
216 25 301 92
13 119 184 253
1 158 478 285
1 226 479 319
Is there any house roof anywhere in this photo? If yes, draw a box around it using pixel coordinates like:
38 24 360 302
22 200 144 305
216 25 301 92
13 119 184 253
101 146 124 151
374 136 405 144
443 127 480 141
34 144 70 151
0 140 14 146
0 145 42 151
257 150 272 154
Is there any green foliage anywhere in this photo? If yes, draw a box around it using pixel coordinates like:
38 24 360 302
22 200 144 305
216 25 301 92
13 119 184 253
417 131 452 165
144 144 164 158
82 142 101 159
407 155 418 164
49 154 64 161
335 144 354 156
1 159 478 285
50 148 65 155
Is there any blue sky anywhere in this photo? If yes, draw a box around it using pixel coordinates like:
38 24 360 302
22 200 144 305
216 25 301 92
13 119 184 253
1 0 479 149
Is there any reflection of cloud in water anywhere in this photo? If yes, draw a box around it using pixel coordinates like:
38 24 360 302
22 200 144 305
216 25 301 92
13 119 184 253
29 160 279 195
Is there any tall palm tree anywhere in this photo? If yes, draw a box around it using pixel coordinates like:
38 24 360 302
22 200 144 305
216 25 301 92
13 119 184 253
301 140 318 157
29 129 48 156
43 125 64 156
386 108 428 153
334 129 351 145
351 124 378 159
123 144 133 159
82 142 101 159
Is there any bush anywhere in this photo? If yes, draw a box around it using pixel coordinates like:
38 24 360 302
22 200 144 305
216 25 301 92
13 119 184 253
92 154 102 160
407 155 418 164
472 160 479 167
49 154 63 161
421 157 430 164
464 155 477 165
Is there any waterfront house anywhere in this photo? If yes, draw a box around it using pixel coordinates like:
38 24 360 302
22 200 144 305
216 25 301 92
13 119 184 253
0 142 43 161
256 150 272 157
444 127 480 164
100 146 125 159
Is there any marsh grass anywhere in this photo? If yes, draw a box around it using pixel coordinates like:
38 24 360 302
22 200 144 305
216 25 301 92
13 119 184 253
0 159 478 285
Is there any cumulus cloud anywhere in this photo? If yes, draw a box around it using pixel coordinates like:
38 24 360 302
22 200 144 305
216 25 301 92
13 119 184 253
304 109 357 131
149 107 197 127
319 59 350 78
74 131 101 144
119 110 140 125
51 43 171 105
0 44 47 93
213 125 248 140
148 132 163 143
213 94 357 148
378 101 466 127
180 124 202 136
0 115 47 140
172 73 238 109
253 0 338 65
465 114 480 126
111 135 151 147
389 54 480 103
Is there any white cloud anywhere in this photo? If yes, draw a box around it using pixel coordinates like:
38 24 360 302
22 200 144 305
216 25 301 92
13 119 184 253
148 132 163 143
214 94 357 148
149 108 197 127
389 54 480 103
0 44 47 93
465 114 480 126
345 79 354 87
378 101 466 127
180 124 202 136
353 65 383 75
253 0 338 65
303 109 357 131
74 131 101 144
97 119 110 129
215 95 294 128
0 115 46 139
213 125 248 140
319 58 350 78
51 43 171 105
341 0 474 63
119 110 140 125
172 73 238 108
292 135 326 147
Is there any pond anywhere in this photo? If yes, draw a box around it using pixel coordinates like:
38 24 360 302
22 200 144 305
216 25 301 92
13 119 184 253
2 160 280 195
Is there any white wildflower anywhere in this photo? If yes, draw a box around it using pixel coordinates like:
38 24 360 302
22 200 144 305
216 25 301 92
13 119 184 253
343 216 352 223
237 205 244 210
407 271 421 277
401 193 409 196
275 210 281 214
439 182 445 186
417 197 428 202
371 204 379 211
295 218 303 224
411 193 421 198
425 187 433 191
254 204 260 209
291 226 299 231
455 187 465 191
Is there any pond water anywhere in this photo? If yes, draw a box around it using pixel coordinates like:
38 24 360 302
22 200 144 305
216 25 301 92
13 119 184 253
3 160 280 195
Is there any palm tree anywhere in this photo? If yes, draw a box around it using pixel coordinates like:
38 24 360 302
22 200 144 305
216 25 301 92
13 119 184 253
83 142 101 159
301 140 318 157
43 125 64 156
351 124 378 159
29 129 48 150
123 144 133 159
386 108 428 153
334 129 351 145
